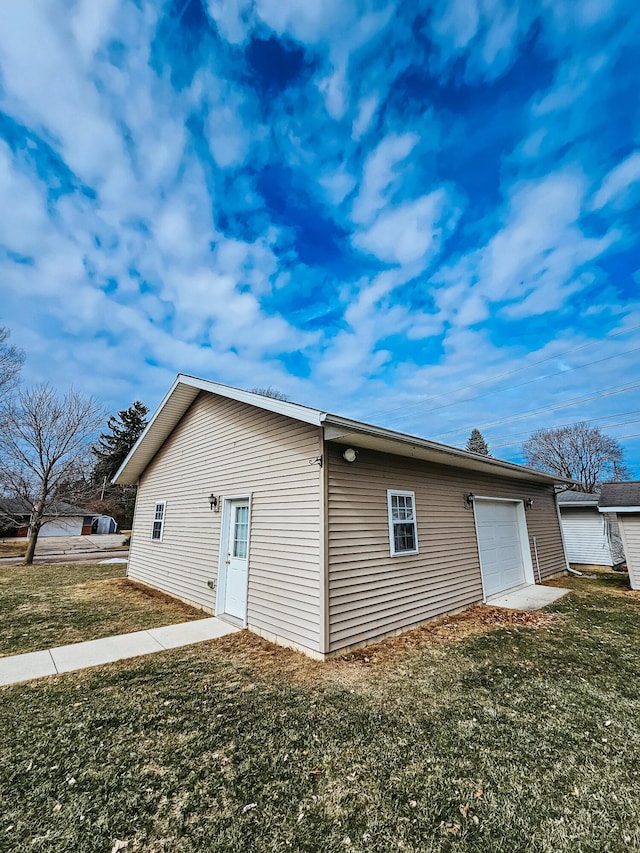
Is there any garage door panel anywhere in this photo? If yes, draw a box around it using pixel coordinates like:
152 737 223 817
475 500 526 596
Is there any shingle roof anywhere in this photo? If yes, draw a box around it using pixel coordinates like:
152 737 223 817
598 481 640 511
557 490 599 506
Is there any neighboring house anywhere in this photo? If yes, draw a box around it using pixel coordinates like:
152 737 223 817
598 482 640 590
114 374 573 659
557 490 625 567
0 498 95 538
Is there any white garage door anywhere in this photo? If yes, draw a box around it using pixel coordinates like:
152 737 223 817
475 500 526 597
39 517 83 537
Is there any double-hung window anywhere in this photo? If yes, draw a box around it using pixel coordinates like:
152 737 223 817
387 490 419 556
151 501 166 541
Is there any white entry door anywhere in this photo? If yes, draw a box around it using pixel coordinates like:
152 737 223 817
474 500 527 597
221 499 250 620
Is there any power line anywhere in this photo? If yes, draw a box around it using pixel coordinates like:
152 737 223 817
489 417 640 450
478 409 640 446
432 380 640 438
367 322 640 422
381 344 640 429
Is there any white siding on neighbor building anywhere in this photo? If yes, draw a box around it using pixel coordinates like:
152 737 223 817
559 507 615 566
326 444 567 653
39 517 84 537
127 393 323 652
617 515 640 590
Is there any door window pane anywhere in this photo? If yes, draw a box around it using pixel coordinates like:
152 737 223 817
233 505 248 558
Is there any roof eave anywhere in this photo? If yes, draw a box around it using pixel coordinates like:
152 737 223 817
321 415 576 485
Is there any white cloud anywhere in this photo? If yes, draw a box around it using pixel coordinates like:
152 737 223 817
205 0 252 44
430 0 480 52
351 132 419 225
0 3 129 186
434 170 620 326
353 190 462 266
318 165 357 206
352 94 380 141
428 0 535 81
591 151 640 210
0 142 49 256
317 62 349 121
70 0 121 63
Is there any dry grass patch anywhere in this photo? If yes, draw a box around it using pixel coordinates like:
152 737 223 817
0 562 204 656
0 541 27 557
210 604 560 692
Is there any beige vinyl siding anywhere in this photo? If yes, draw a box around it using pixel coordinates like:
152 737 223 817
128 393 322 652
326 443 566 652
559 507 615 566
617 515 640 590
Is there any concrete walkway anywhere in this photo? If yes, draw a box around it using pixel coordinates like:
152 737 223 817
486 583 570 610
0 617 239 688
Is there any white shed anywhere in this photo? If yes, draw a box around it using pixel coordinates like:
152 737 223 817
598 482 640 591
557 491 624 567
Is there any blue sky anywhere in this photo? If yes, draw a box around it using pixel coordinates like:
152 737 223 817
1 0 639 472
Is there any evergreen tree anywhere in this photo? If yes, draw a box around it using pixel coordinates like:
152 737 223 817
92 400 149 483
466 428 490 456
90 401 148 529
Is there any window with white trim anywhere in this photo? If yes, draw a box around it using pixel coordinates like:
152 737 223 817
151 501 166 541
387 490 419 556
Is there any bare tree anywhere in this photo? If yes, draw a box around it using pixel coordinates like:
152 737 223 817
522 422 629 493
0 326 24 400
0 385 104 564
251 386 290 401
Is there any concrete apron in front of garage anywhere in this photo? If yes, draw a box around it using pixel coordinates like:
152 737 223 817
486 583 570 610
0 618 239 688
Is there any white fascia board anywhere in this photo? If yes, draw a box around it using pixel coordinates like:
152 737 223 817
176 374 324 426
112 375 192 485
597 505 640 513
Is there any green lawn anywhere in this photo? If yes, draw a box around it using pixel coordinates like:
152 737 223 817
0 571 638 852
0 561 204 656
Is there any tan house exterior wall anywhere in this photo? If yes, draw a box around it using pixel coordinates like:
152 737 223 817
128 393 323 654
325 443 567 653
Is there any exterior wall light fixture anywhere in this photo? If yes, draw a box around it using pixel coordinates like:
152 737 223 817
208 493 218 511
525 498 534 510
465 492 475 508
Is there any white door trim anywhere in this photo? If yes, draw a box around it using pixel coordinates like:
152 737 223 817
472 496 535 600
216 494 252 627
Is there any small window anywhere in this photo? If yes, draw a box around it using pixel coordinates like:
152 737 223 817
151 501 166 541
387 490 419 556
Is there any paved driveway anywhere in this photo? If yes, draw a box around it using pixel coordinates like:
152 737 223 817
32 534 125 555
2 534 128 565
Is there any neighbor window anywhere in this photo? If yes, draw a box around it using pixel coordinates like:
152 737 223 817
387 490 419 556
151 501 166 541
